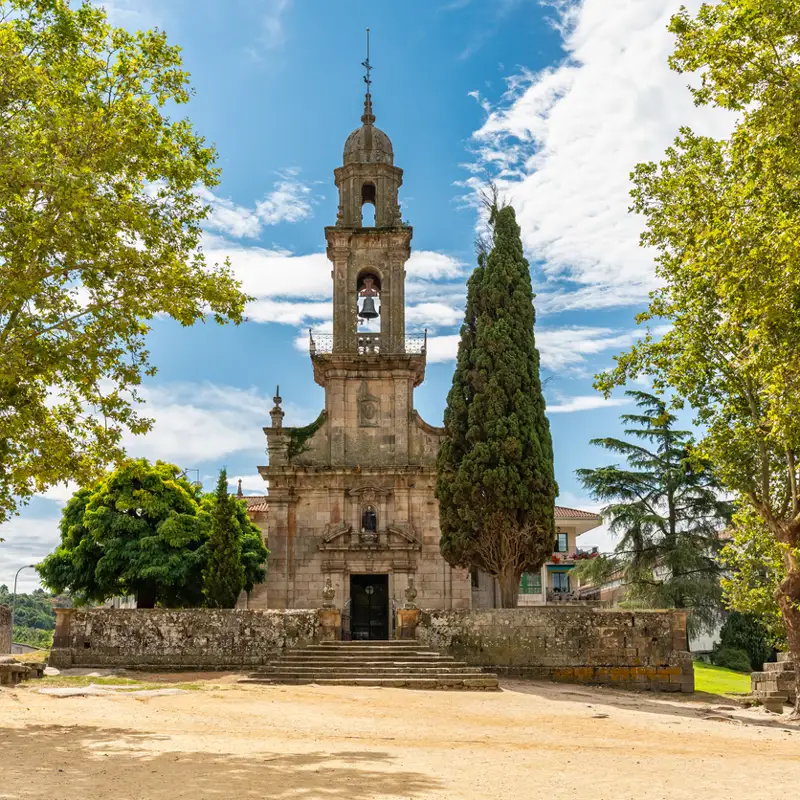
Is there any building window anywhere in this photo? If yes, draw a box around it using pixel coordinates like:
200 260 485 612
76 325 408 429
361 505 377 532
470 569 479 589
520 572 542 595
551 572 571 593
555 531 568 553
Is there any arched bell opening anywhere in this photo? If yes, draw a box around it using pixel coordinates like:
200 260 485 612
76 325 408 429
361 182 376 227
356 271 381 332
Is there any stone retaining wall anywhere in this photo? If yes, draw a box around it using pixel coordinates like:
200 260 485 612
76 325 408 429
49 608 322 669
416 607 693 692
0 605 10 655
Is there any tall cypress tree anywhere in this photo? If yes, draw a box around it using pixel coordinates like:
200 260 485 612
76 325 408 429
436 204 557 607
203 468 245 608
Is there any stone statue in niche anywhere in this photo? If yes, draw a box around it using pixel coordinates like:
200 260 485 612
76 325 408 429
357 380 380 427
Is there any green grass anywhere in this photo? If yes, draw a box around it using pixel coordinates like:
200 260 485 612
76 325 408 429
694 661 752 696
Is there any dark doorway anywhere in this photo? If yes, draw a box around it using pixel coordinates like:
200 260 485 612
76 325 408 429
349 574 389 640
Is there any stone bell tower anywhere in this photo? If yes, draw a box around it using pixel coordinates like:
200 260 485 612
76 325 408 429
327 87 410 355
254 48 471 627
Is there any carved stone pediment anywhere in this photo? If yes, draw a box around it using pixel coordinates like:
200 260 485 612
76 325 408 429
387 523 421 550
320 523 352 544
347 485 392 504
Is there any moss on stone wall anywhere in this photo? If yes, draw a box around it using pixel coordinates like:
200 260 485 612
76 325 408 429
287 411 327 460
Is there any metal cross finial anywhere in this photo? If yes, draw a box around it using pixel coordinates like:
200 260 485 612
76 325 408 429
361 28 372 93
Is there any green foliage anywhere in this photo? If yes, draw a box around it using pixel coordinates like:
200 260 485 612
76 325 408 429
0 586 50 629
0 0 248 523
202 469 245 608
718 611 774 672
38 459 268 608
12 625 53 649
710 646 753 674
286 411 327 460
575 392 731 634
721 505 787 648
436 203 557 607
594 0 800 713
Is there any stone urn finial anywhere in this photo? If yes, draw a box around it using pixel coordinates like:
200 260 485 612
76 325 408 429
404 577 418 610
322 576 336 608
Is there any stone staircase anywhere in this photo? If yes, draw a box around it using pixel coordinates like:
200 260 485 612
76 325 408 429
241 640 499 690
752 652 797 713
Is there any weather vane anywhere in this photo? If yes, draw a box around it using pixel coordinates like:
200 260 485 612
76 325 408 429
361 28 372 93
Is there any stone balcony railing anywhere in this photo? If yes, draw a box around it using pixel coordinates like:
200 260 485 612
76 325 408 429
308 330 426 356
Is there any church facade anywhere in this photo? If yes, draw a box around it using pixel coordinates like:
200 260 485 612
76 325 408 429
244 83 598 635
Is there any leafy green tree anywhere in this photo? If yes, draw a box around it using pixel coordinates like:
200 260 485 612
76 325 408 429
437 203 557 607
0 585 59 629
12 626 53 649
203 468 245 608
38 459 268 607
0 0 248 523
721 504 787 648
575 392 731 635
718 611 774 672
596 0 800 716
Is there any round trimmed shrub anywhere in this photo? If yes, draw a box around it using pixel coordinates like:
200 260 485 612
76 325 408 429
710 646 752 673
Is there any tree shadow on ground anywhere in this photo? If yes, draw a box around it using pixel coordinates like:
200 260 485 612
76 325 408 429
500 679 799 732
0 724 442 800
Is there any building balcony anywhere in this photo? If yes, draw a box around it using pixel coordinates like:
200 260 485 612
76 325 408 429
308 330 426 357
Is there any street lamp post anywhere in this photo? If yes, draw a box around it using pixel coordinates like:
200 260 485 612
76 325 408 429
11 564 36 630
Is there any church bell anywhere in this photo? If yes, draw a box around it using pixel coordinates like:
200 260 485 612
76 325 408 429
358 296 379 319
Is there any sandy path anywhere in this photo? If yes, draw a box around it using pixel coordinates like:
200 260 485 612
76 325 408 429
0 677 798 800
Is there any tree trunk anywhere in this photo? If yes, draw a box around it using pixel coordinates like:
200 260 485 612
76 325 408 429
775 567 800 720
498 570 520 609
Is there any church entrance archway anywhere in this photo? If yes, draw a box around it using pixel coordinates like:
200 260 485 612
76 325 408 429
349 574 389 640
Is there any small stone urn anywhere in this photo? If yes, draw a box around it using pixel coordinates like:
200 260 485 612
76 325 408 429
404 578 418 610
322 577 336 608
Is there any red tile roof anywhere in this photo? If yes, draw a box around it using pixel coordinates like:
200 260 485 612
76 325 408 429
554 505 599 520
243 495 269 513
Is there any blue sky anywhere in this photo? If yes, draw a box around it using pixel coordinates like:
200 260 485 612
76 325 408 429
2 0 732 592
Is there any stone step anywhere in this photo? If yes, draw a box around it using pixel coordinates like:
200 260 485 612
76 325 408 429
243 640 496 691
317 641 421 646
311 645 422 651
274 658 468 667
257 665 484 676
762 661 796 673
777 652 792 663
241 675 500 690
277 655 454 664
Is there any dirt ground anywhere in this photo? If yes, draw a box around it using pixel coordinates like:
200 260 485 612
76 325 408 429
1 674 798 800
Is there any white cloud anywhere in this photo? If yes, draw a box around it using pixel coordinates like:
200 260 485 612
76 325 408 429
93 0 158 27
547 395 630 414
40 481 80 504
247 0 292 58
121 382 317 466
426 325 652 369
247 299 332 326
406 303 464 328
255 169 314 225
199 170 314 240
229 474 267 495
406 251 467 280
0 516 60 593
207 240 332 300
469 0 733 311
